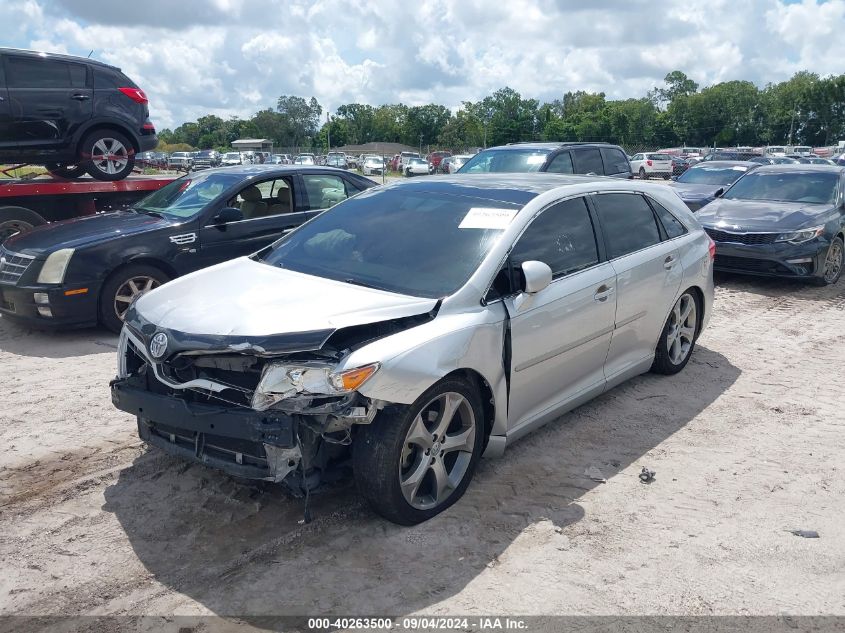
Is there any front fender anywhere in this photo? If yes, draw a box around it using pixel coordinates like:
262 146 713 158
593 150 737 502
349 306 510 438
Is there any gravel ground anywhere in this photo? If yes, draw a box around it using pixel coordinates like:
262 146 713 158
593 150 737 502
1 272 844 631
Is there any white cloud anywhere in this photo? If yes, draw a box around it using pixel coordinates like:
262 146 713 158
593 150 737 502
0 0 841 129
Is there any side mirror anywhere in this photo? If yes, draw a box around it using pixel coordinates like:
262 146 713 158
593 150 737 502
521 260 553 294
714 188 724 198
214 206 243 224
670 175 678 181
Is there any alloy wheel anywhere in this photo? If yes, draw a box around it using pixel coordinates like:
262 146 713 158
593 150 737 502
90 137 130 176
823 240 843 283
667 293 697 365
113 275 160 321
399 392 477 510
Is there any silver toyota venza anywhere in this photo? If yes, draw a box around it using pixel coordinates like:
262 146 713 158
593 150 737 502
112 174 715 524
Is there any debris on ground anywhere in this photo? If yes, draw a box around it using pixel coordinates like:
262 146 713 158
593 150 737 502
788 530 820 539
584 465 606 483
639 467 656 484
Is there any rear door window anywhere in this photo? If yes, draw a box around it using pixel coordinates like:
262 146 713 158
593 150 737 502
302 174 352 210
573 148 604 174
593 193 661 259
5 57 74 88
511 196 599 278
545 151 574 174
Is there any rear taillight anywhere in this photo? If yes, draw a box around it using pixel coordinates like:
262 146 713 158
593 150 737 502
118 87 148 104
142 122 155 131
647 160 653 167
708 236 716 260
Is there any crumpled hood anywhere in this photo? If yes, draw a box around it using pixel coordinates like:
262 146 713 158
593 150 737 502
5 210 176 256
134 257 439 337
696 198 832 232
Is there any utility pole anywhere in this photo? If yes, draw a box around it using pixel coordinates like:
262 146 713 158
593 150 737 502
788 102 797 146
419 133 423 156
326 112 331 152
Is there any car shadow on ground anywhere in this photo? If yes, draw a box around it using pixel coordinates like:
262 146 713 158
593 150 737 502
714 271 845 304
103 344 739 622
0 316 116 359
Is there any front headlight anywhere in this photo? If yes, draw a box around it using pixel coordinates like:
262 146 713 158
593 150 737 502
251 362 380 411
775 226 824 244
37 248 75 284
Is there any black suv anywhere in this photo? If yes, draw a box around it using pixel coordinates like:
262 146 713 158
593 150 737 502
457 142 632 178
192 150 221 170
0 48 158 181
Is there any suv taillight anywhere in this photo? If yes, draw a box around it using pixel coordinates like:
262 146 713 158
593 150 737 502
646 159 653 167
708 236 716 260
119 87 149 104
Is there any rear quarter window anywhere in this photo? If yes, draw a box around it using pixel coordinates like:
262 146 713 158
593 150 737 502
601 148 629 175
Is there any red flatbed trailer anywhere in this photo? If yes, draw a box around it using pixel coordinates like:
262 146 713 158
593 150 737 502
0 173 177 242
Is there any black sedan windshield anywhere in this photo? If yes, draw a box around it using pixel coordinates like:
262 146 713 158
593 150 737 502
459 149 549 173
259 189 517 298
678 165 750 185
724 171 839 204
135 172 242 218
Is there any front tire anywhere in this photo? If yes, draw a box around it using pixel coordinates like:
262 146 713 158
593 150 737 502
817 236 843 285
353 377 485 525
99 264 170 333
651 290 700 375
81 130 135 181
45 164 85 179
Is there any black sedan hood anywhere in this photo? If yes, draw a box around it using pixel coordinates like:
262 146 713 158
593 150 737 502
668 182 725 200
696 198 833 232
4 210 181 257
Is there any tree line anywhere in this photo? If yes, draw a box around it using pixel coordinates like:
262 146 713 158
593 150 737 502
157 70 845 154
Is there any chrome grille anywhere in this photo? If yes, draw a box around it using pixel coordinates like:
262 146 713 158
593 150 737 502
704 228 778 245
0 247 35 284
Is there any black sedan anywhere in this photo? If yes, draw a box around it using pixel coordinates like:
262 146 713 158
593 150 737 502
697 165 845 285
669 161 758 211
0 166 377 332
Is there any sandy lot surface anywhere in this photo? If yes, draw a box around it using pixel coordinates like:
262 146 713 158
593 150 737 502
1 273 844 631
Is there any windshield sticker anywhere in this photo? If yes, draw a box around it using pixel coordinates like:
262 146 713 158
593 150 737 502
459 207 519 229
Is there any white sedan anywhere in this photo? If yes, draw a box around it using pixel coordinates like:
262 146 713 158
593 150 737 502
362 156 386 176
405 158 430 177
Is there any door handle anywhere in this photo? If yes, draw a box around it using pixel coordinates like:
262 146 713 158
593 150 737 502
664 255 677 269
71 94 91 101
593 285 614 302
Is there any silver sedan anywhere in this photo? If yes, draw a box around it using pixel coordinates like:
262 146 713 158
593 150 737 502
112 174 715 524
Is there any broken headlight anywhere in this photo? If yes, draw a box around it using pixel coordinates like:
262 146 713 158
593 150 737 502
251 362 379 411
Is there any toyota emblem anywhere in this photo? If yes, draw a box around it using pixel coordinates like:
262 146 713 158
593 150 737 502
149 332 168 359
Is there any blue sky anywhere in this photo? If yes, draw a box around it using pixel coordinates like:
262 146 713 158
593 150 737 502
2 0 842 129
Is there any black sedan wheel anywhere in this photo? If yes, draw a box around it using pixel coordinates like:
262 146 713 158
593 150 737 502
353 376 485 525
820 236 844 285
45 164 86 179
99 264 170 333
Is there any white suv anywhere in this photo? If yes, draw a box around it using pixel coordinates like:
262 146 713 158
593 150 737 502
630 153 673 179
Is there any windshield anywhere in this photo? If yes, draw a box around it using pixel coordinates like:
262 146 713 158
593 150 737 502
258 188 517 298
648 154 672 161
224 153 239 159
458 149 550 173
135 172 242 218
723 171 839 204
678 165 750 185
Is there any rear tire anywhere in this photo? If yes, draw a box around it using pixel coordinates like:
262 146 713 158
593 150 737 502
81 129 136 181
651 290 700 375
0 206 46 244
639 167 647 179
99 264 170 333
45 164 85 179
353 376 485 525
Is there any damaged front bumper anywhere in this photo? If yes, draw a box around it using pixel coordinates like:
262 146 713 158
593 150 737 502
111 375 301 481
